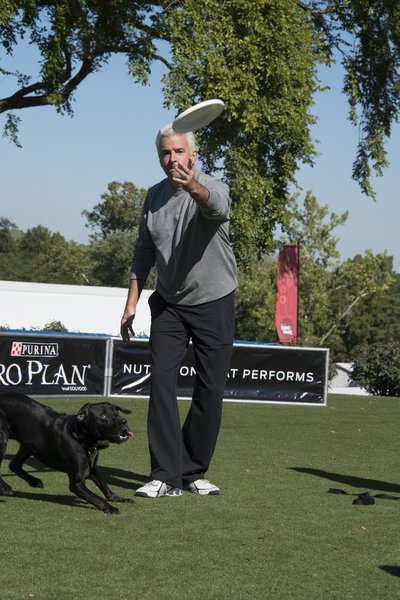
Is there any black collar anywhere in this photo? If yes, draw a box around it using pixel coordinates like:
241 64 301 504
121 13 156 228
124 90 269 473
70 418 109 457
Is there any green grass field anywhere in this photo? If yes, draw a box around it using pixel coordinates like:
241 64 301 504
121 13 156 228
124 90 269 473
1 394 400 599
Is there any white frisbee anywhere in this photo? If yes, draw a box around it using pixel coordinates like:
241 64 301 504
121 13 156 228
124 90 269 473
172 99 224 133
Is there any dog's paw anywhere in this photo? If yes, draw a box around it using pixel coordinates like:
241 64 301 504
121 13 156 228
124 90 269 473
29 477 44 488
0 485 13 497
104 504 120 515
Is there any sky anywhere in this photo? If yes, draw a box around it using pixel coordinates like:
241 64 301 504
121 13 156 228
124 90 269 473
1 45 399 271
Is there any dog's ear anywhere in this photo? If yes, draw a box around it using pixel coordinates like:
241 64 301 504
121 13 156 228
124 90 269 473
77 404 91 421
115 405 131 415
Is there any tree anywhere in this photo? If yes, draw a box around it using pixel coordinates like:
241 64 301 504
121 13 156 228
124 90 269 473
2 1 400 263
236 191 349 344
82 181 147 241
352 342 400 396
42 320 69 332
0 217 19 252
0 181 150 289
164 0 322 264
322 250 394 350
236 191 395 359
0 217 23 279
82 180 156 288
303 0 400 198
14 224 90 284
166 0 400 201
235 254 277 342
0 1 166 136
342 267 400 356
280 194 394 356
34 234 90 285
87 230 137 288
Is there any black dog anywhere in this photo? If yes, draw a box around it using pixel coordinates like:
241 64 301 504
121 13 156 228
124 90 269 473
0 392 133 514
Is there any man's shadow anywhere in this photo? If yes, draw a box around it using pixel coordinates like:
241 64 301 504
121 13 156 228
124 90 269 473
289 467 400 494
380 566 400 578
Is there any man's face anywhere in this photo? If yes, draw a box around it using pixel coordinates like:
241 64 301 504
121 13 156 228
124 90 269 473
158 134 197 186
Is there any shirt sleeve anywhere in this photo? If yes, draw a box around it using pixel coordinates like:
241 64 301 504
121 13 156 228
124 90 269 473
197 173 231 220
130 198 156 281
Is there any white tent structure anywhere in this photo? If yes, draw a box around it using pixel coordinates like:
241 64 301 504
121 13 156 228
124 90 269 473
328 362 368 396
0 280 152 337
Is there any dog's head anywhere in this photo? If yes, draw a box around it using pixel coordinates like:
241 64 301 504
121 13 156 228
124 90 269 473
76 402 133 444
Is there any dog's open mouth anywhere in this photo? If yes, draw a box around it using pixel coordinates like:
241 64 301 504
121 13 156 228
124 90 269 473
118 430 134 443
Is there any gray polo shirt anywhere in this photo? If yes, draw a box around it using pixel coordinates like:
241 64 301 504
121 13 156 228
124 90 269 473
131 170 237 305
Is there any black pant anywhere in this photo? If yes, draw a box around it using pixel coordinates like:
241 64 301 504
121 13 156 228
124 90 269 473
147 291 235 488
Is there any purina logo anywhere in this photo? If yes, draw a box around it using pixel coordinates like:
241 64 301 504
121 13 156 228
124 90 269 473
11 341 59 358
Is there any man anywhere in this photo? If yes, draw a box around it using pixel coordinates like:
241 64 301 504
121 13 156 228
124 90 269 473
120 124 237 498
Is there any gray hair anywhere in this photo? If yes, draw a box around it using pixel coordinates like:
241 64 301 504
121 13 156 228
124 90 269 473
155 123 197 155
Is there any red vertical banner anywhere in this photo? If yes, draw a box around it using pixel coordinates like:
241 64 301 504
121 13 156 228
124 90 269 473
275 245 299 343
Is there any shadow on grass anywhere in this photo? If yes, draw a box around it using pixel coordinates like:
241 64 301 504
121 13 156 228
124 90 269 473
4 454 148 490
98 465 148 491
1 471 147 510
289 467 400 494
9 490 92 510
379 566 400 578
2 454 149 509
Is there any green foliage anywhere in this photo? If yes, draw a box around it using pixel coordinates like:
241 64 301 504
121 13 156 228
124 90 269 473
0 222 90 284
338 0 400 198
20 226 90 285
82 181 147 240
0 320 68 331
352 342 400 396
2 113 21 146
344 272 400 355
164 0 322 263
2 2 399 263
87 230 137 288
0 0 158 116
327 251 394 352
236 192 396 360
278 193 394 356
295 1 400 199
0 178 149 289
82 181 157 288
0 216 19 252
281 192 348 268
41 320 68 332
235 254 277 342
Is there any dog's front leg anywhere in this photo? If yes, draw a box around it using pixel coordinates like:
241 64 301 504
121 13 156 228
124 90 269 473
68 474 120 515
90 465 134 504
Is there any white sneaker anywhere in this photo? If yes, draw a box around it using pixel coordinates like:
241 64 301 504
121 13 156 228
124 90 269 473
186 479 220 495
135 480 182 498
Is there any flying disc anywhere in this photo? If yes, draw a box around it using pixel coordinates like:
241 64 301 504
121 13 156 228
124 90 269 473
172 99 224 133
